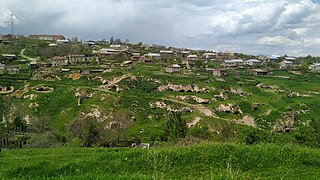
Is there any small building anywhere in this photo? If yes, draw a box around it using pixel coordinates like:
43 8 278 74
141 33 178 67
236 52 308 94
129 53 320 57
131 53 141 61
223 59 244 67
2 54 17 61
202 53 217 60
266 56 280 63
6 67 19 74
0 64 5 74
180 51 190 58
109 44 122 50
68 54 87 64
29 61 52 70
309 63 320 73
49 56 68 66
207 68 227 77
252 69 268 76
245 59 262 66
166 64 181 74
121 61 133 68
139 57 152 63
280 60 293 69
160 50 173 61
29 34 65 41
187 54 198 60
61 68 71 73
57 39 69 44
144 53 161 60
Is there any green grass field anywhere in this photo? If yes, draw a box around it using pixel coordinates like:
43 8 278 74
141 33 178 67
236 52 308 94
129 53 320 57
1 143 320 179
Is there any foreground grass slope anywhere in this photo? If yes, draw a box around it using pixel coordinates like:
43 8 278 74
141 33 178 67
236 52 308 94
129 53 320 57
1 144 320 179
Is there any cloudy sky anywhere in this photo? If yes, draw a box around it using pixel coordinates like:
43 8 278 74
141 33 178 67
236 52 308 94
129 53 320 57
0 0 320 56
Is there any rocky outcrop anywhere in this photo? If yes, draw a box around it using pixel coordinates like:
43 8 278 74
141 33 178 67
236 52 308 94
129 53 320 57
236 116 256 128
150 101 192 113
34 85 53 93
75 89 93 106
225 87 249 97
272 113 296 132
0 86 14 94
215 103 243 114
213 91 228 100
157 83 209 93
178 96 209 104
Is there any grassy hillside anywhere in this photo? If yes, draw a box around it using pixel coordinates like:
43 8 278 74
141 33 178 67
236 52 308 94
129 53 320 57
1 144 320 179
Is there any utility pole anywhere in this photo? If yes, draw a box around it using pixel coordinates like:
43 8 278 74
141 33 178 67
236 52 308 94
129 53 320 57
10 13 14 38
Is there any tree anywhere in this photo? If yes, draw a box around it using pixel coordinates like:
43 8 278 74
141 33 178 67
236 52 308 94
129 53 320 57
163 112 188 141
109 36 114 44
110 113 132 146
67 116 101 147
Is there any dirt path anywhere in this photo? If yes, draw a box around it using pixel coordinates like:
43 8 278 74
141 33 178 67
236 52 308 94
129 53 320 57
162 97 214 117
20 48 40 62
102 74 131 89
187 117 201 128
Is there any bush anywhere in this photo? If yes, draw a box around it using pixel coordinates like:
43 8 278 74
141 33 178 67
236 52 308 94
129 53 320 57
25 132 57 148
163 112 188 141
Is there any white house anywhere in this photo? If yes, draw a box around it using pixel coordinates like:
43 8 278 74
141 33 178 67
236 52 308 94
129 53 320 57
245 59 262 66
223 59 244 67
309 63 320 73
280 60 293 69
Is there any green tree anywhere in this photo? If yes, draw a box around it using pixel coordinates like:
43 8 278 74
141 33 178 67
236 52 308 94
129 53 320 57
67 116 101 147
110 36 114 44
163 112 188 141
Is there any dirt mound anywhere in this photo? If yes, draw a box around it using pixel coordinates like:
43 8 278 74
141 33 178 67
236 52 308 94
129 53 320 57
187 117 201 128
236 116 256 127
215 103 242 114
0 86 14 94
68 74 81 80
150 101 192 113
178 96 209 104
157 83 209 93
6 84 29 98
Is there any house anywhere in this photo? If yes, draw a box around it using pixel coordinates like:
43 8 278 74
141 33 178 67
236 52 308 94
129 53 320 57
309 63 320 73
252 69 268 76
29 34 65 41
6 67 19 74
280 60 293 69
245 59 262 66
61 68 71 73
207 68 227 77
29 61 52 70
166 64 181 74
223 59 244 67
49 56 68 66
68 54 87 64
187 54 198 60
160 50 173 61
266 56 280 63
57 39 69 43
131 53 141 61
144 53 161 60
202 53 217 60
110 44 122 50
2 54 17 61
121 61 133 68
180 51 190 58
0 64 5 74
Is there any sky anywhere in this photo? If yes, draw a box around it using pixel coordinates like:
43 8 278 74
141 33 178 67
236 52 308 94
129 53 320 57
0 0 320 56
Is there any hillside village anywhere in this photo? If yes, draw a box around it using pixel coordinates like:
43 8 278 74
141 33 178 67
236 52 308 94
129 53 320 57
1 33 320 149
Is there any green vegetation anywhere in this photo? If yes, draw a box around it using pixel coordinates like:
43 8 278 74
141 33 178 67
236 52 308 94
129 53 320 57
1 144 320 179
1 37 320 178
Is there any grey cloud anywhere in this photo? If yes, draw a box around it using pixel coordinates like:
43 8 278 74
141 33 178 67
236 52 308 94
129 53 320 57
0 0 319 56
